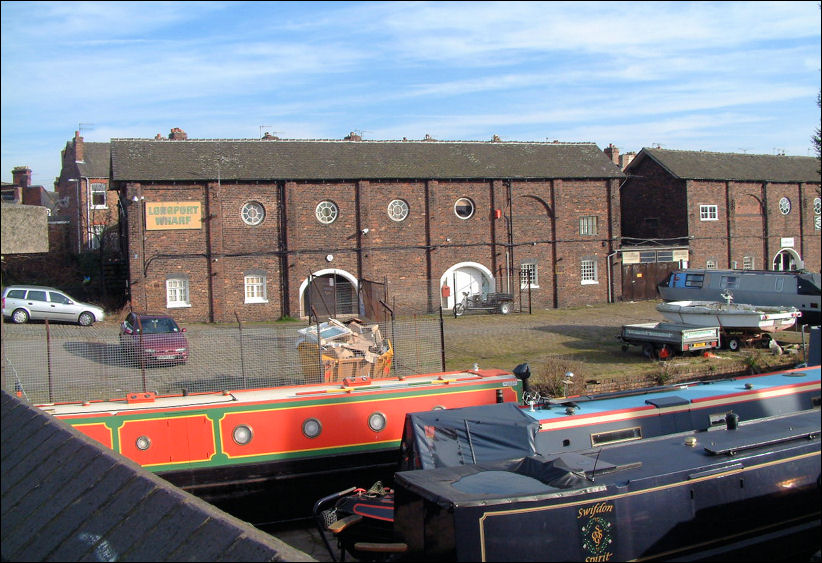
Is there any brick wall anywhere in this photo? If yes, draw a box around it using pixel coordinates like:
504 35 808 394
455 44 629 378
125 175 620 322
622 157 820 273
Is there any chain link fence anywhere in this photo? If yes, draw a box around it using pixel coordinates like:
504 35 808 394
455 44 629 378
2 314 444 405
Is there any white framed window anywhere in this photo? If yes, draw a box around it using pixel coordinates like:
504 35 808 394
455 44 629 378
454 197 475 219
581 258 598 284
315 201 338 224
778 197 791 215
520 262 538 288
706 259 717 270
90 182 107 209
166 277 190 308
743 256 754 270
579 216 598 236
699 205 718 221
88 224 105 250
241 201 265 225
387 199 409 222
814 197 821 215
244 273 267 303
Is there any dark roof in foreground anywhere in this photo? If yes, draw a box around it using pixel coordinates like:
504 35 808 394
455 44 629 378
110 139 625 182
631 148 821 183
1 389 314 562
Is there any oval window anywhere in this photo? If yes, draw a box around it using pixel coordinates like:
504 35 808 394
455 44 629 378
368 412 387 432
303 417 322 438
387 199 409 222
316 201 338 224
778 197 791 215
454 197 475 219
241 201 265 225
232 425 254 445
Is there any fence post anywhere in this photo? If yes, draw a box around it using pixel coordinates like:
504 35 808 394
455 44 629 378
439 306 446 371
136 315 147 392
235 312 246 388
45 320 53 403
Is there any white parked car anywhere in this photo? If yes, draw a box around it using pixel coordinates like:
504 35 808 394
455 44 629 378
2 285 105 326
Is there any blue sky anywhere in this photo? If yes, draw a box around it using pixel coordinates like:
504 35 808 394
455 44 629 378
2 1 820 188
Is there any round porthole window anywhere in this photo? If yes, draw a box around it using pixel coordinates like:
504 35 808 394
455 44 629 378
368 412 387 432
316 201 338 224
303 418 322 438
778 197 791 215
232 425 254 445
814 197 821 215
454 197 475 219
387 199 409 222
135 435 151 451
241 201 265 225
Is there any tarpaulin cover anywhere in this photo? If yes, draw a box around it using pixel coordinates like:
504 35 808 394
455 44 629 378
399 403 540 470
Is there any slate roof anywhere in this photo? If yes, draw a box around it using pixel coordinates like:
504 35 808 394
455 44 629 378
110 139 624 182
0 389 314 562
631 148 821 183
77 142 111 179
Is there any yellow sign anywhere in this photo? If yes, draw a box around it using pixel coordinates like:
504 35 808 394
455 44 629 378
145 201 202 230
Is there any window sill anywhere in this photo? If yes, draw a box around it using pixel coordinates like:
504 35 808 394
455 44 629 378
245 299 269 304
167 303 192 308
581 280 599 285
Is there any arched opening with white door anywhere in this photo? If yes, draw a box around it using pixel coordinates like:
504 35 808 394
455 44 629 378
300 269 359 319
439 262 495 310
772 248 802 271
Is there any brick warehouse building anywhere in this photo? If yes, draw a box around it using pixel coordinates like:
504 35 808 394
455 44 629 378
107 132 624 322
621 148 821 278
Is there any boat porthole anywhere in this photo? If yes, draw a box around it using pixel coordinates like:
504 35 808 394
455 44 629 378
302 418 322 438
232 425 254 445
368 412 387 432
135 435 151 451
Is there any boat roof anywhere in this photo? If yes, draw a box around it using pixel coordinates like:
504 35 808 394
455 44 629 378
528 365 820 425
394 408 820 506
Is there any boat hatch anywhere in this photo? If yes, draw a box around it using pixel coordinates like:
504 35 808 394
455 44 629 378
703 413 820 456
645 396 689 408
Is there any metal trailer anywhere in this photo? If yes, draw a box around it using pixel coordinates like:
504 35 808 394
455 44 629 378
454 292 515 317
619 322 721 360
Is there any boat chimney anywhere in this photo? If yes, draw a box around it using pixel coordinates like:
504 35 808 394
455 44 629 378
725 412 739 430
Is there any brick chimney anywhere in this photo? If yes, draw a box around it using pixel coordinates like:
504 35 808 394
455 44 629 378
74 131 85 163
604 143 620 165
169 127 188 140
12 166 31 188
344 131 362 141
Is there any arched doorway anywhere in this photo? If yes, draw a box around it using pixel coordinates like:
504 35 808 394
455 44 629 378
440 262 495 310
772 249 801 271
300 269 359 318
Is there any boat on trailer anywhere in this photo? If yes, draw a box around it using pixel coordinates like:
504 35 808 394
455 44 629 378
655 299 801 332
316 358 821 561
657 268 821 326
36 366 523 521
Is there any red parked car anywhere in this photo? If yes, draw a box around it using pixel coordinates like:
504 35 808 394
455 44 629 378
119 312 189 365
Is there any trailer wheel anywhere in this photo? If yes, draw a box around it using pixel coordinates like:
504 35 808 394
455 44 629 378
498 301 512 315
642 343 655 359
726 337 741 352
